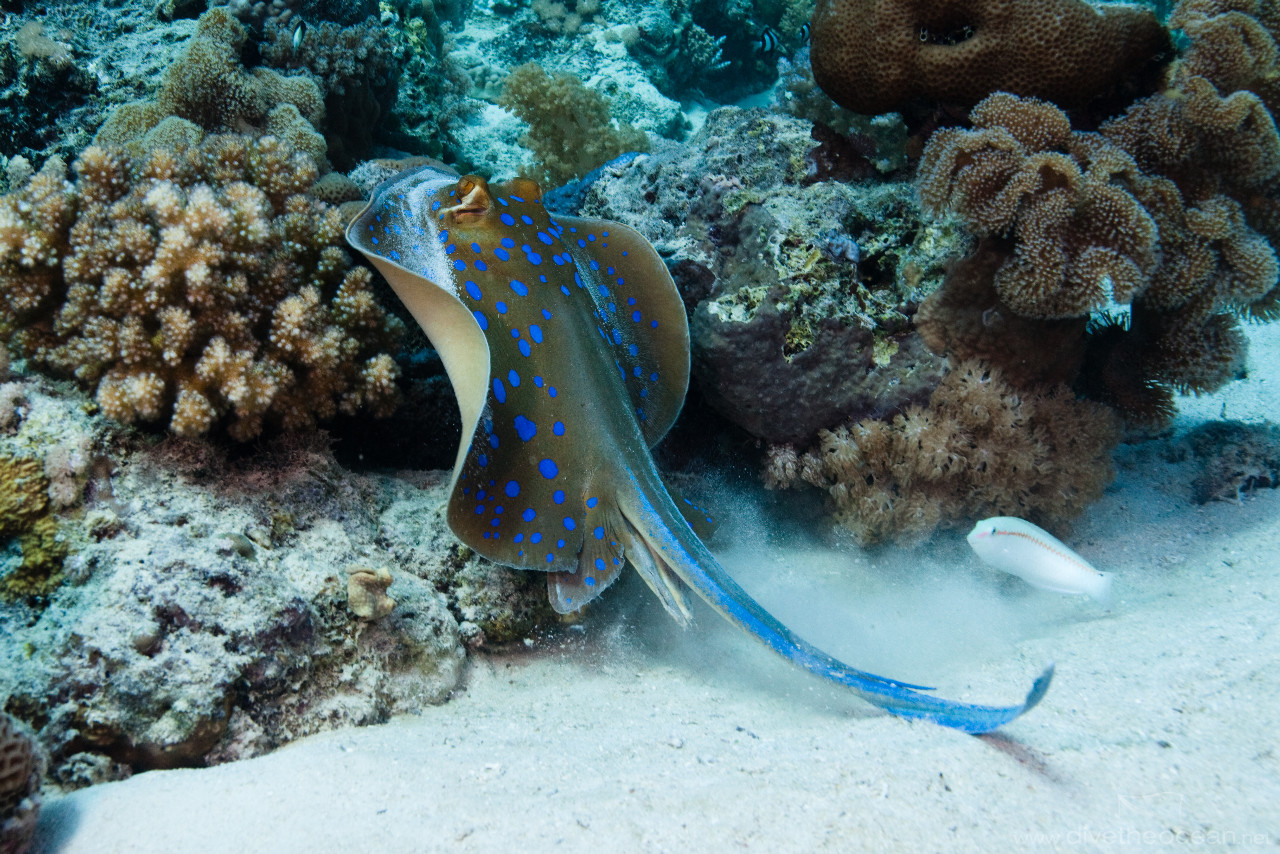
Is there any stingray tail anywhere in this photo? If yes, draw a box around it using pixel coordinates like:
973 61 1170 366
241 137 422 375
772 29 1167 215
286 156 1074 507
616 472 1053 734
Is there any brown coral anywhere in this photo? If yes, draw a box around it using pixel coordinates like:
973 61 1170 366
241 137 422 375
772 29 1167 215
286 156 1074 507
0 136 403 440
94 8 326 165
499 63 650 186
919 94 1159 319
809 0 1171 116
0 712 42 854
766 360 1120 545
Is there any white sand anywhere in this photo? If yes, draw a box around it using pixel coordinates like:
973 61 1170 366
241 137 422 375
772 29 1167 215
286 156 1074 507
33 326 1280 853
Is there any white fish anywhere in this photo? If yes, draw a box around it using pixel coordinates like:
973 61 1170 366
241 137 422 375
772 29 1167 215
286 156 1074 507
967 517 1113 604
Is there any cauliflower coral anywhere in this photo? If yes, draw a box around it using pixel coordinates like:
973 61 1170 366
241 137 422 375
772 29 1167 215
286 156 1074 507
0 134 403 440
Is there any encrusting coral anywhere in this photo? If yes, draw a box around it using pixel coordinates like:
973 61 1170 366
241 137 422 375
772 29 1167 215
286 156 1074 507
765 360 1120 545
809 0 1172 116
0 452 66 600
499 63 650 187
0 135 403 440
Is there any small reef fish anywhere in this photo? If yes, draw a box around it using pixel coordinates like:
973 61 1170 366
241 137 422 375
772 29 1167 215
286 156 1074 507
800 22 811 45
347 166 1052 733
967 517 1114 604
291 19 307 53
754 26 781 54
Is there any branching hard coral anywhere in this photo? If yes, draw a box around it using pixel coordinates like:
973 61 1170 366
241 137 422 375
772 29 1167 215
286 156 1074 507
499 64 650 187
0 135 403 441
765 360 1120 545
809 0 1172 116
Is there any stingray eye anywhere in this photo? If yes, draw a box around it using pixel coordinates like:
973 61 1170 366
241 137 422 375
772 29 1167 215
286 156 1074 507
448 175 491 222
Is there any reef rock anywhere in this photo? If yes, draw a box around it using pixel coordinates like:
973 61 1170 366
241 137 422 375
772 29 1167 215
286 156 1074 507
581 107 956 444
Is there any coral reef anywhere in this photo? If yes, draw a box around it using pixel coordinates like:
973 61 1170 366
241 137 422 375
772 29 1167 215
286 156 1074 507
1176 419 1280 504
917 75 1278 424
583 107 963 443
0 375 548 783
0 713 42 854
809 0 1172 116
261 15 404 168
94 9 326 160
0 135 403 440
498 63 650 187
766 360 1120 545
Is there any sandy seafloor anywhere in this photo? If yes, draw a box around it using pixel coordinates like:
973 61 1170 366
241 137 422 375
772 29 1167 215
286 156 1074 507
30 325 1280 853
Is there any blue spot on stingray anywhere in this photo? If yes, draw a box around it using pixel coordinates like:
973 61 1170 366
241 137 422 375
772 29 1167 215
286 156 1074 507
574 272 584 288
628 297 636 305
474 505 484 515
505 481 520 497
521 215 534 225
511 195 526 203
586 497 599 508
501 237 515 248
514 415 537 442
628 344 639 356
588 233 597 242
651 320 659 328
471 242 482 253
542 309 553 320
556 539 566 548
496 301 508 314
510 279 529 297
531 532 542 544
553 254 567 266
494 505 504 514
585 576 597 587
519 339 531 357
597 285 609 298
370 236 378 244
508 369 520 387
494 247 510 261
477 453 488 467
432 201 441 211
577 239 586 248
534 376 544 387
500 213 516 226
553 490 565 504
527 252 542 265
453 260 466 271
639 388 648 398
473 311 488 330
553 421 565 436
546 554 555 563
549 387 558 398
539 459 559 479
593 526 604 540
497 197 508 206
537 231 553 245
445 243 456 254
560 285 571 296
522 508 536 522
465 281 482 300
488 435 499 449
492 378 506 404
590 259 600 271
438 231 448 243
475 260 488 271
633 366 642 377
514 534 523 544
650 372 659 382
632 311 642 322
530 325 544 343
510 328 521 339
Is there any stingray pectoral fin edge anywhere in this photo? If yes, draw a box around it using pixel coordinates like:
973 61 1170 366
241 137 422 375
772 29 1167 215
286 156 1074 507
619 470 1054 734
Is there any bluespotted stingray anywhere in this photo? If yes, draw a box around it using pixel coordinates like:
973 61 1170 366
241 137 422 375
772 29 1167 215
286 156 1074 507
346 166 1052 733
